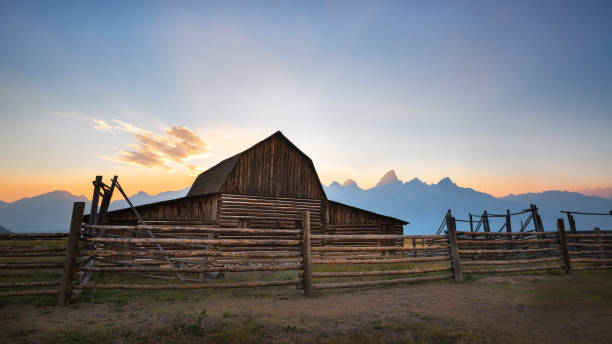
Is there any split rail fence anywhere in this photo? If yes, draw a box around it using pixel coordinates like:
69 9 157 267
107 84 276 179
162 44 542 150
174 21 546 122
1 203 610 305
0 232 68 297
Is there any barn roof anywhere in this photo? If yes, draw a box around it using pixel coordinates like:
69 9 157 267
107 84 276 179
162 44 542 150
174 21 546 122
329 200 409 225
187 131 326 198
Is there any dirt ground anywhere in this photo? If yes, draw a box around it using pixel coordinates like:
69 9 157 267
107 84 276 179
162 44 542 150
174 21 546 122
2 272 612 343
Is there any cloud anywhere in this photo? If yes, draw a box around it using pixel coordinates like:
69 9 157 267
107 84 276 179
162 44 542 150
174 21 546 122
92 119 114 133
95 119 212 173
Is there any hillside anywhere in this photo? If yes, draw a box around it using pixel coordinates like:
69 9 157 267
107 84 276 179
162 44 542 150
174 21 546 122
0 188 189 233
0 191 89 233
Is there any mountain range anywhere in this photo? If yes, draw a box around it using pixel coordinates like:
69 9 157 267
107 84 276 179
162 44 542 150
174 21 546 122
325 171 612 233
1 171 611 234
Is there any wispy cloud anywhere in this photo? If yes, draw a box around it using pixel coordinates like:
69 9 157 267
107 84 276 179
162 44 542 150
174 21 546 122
94 119 212 173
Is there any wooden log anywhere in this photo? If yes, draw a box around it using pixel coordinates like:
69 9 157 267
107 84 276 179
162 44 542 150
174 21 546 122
506 210 512 234
0 246 66 253
88 175 102 225
483 210 490 232
312 234 446 240
0 289 60 297
312 256 449 264
569 250 611 255
456 231 558 237
460 257 560 266
311 266 451 278
302 211 312 296
58 202 85 306
567 243 612 247
570 258 612 263
211 258 301 264
78 264 303 273
0 281 60 288
84 238 300 246
74 279 300 290
457 239 558 245
0 252 66 257
80 249 301 258
312 274 453 290
459 247 558 254
594 227 603 266
0 233 69 239
566 233 612 239
446 215 463 283
84 225 302 235
567 213 576 233
463 265 563 274
571 266 612 271
0 262 64 269
311 245 448 252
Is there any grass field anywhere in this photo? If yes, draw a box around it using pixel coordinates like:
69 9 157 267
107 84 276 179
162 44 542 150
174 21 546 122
1 269 611 343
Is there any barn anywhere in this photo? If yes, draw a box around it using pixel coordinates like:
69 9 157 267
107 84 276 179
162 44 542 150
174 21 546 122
101 131 407 244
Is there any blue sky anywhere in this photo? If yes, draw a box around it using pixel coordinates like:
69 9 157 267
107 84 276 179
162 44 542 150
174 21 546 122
1 1 611 201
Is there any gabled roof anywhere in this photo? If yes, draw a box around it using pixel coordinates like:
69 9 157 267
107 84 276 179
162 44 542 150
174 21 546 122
187 155 241 196
187 131 327 198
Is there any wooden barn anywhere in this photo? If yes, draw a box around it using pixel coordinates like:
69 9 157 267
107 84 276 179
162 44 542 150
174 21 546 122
101 131 407 244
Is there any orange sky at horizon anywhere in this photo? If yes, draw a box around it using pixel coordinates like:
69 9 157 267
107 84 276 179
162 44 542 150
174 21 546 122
1 170 610 203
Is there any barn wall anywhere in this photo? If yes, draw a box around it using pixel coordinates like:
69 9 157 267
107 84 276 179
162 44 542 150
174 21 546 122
325 201 404 246
217 193 322 230
103 194 218 224
221 135 325 199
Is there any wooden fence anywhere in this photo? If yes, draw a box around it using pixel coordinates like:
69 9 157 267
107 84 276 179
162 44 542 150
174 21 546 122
1 203 611 305
0 232 68 297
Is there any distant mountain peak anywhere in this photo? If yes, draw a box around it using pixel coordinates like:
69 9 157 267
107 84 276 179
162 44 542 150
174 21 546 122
328 181 341 188
14 190 89 203
436 177 455 186
342 179 357 187
376 170 402 187
406 177 424 185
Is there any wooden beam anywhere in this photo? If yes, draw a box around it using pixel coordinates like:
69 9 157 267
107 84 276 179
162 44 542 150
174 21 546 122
58 201 85 306
302 211 312 296
557 218 571 274
446 215 462 282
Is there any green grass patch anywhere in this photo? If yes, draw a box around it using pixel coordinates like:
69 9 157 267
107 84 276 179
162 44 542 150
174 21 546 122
530 270 612 309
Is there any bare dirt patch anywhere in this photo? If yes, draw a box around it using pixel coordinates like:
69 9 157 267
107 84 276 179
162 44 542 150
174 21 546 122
475 275 550 284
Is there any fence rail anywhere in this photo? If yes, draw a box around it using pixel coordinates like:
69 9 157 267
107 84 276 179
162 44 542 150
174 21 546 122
0 231 68 297
1 202 611 305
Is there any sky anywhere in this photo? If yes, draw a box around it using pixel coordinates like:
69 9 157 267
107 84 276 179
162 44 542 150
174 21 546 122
1 1 612 202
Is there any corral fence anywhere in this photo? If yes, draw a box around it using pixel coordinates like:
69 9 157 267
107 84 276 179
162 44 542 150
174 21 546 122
0 232 68 297
1 203 610 305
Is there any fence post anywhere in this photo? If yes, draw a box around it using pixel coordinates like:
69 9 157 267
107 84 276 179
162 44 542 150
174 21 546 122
594 227 602 266
567 213 576 233
302 211 312 296
58 202 85 306
446 214 463 283
557 218 571 274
